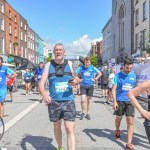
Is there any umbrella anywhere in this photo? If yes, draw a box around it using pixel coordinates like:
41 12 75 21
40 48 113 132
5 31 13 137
16 61 36 70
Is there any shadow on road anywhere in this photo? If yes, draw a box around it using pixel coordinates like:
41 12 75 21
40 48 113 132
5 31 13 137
83 128 150 149
21 135 56 150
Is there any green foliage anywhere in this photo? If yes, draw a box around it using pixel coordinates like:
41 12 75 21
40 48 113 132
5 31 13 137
47 56 52 62
90 56 98 67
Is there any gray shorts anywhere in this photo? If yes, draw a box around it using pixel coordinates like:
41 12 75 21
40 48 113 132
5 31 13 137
48 100 76 122
80 85 94 97
114 101 135 117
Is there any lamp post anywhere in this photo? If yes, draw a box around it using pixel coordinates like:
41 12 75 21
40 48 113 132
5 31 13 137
144 95 150 142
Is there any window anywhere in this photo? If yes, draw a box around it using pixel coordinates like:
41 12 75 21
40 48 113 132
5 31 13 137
28 41 30 48
0 38 5 54
25 48 27 58
21 32 23 40
0 18 4 31
143 1 147 20
24 24 27 30
25 34 27 42
9 24 12 34
21 21 23 27
33 35 34 41
15 27 17 37
0 3 4 13
135 0 139 4
135 33 139 48
9 10 11 19
143 29 146 48
135 9 139 26
9 41 12 54
14 16 17 23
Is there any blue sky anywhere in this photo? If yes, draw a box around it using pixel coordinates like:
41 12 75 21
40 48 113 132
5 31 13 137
7 0 112 56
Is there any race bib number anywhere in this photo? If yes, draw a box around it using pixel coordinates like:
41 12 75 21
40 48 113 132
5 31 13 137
122 84 132 91
84 72 91 77
37 75 42 79
0 77 2 83
55 82 69 93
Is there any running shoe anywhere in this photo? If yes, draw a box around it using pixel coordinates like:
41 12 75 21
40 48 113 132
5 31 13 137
85 114 91 120
80 113 85 120
126 143 134 150
115 129 121 139
57 147 63 150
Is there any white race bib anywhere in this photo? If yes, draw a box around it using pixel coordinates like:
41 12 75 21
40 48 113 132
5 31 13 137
122 84 132 91
84 72 91 77
0 77 2 83
55 82 69 93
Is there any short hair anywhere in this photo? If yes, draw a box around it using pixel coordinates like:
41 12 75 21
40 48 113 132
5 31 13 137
0 57 3 63
54 43 64 50
84 57 91 62
39 62 44 65
124 58 133 66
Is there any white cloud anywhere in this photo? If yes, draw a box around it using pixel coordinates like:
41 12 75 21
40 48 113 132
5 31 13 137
44 35 102 57
65 35 102 57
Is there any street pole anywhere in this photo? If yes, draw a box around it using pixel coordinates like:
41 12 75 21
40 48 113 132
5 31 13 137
144 95 150 142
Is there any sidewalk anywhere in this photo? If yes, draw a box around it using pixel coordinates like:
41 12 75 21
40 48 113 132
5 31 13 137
0 89 149 149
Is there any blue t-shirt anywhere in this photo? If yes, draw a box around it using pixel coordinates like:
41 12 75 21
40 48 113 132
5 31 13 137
0 65 14 101
75 65 99 86
35 67 44 80
24 72 33 81
112 71 136 102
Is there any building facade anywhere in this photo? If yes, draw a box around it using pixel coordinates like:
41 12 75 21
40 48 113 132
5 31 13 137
102 17 112 63
27 27 35 63
5 1 20 56
0 0 5 55
134 0 150 56
19 15 27 58
39 37 44 62
111 0 133 63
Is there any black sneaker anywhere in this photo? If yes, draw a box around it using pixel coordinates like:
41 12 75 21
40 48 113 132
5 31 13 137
80 113 85 120
85 114 90 120
115 129 121 139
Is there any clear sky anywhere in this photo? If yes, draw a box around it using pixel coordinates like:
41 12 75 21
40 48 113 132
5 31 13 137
6 0 112 56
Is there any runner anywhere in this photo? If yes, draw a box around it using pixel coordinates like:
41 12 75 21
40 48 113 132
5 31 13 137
39 43 79 150
35 62 44 102
7 76 15 102
23 69 34 95
0 57 17 118
112 58 136 150
75 57 102 120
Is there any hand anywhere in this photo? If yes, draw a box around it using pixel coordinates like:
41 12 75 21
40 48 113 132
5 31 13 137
141 110 150 120
113 102 118 111
42 93 51 104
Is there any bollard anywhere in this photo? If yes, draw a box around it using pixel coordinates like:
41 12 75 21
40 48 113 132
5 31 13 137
144 95 150 143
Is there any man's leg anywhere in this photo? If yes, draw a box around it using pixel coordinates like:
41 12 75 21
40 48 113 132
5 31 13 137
64 121 75 150
87 96 92 114
54 120 63 148
115 116 122 130
0 102 4 118
126 116 134 144
81 95 86 114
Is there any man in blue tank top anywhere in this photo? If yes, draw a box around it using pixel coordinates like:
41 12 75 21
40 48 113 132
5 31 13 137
39 43 79 150
112 58 136 150
0 57 17 118
75 57 102 120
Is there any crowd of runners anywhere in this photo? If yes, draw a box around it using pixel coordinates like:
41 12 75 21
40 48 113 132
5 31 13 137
0 43 150 150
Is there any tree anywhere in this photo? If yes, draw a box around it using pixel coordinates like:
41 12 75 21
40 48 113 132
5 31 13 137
90 56 98 67
46 55 52 62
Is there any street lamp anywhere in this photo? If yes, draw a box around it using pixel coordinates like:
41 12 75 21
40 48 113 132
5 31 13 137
144 95 150 142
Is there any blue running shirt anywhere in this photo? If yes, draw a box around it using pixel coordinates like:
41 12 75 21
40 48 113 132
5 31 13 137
112 71 136 102
75 65 99 86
